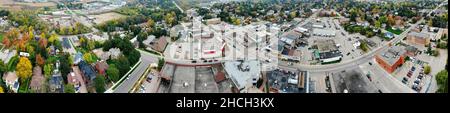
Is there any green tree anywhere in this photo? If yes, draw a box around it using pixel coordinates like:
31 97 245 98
157 58 165 71
43 64 52 79
436 70 448 93
59 54 72 84
113 56 130 77
94 75 106 93
375 20 381 28
0 60 6 75
64 84 75 93
107 64 120 82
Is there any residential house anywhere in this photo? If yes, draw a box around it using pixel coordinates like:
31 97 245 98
108 48 122 59
78 61 96 85
95 61 109 76
49 73 64 93
151 37 168 52
68 66 88 93
2 72 19 93
30 66 45 93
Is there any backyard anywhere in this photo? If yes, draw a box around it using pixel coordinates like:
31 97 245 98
386 27 404 35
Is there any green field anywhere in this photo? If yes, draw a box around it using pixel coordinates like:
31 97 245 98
386 27 404 35
0 33 4 41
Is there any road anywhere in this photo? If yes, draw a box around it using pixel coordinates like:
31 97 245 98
113 51 159 93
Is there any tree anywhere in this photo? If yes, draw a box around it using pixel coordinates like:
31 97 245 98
59 54 71 84
16 57 32 83
436 70 448 93
424 65 431 74
157 58 165 71
146 19 155 28
94 75 106 93
48 33 58 44
127 50 141 65
0 86 3 93
0 60 6 76
112 56 130 76
375 20 381 28
64 84 75 93
38 35 48 48
107 64 120 82
36 54 45 67
43 64 52 79
164 11 176 27
83 53 97 64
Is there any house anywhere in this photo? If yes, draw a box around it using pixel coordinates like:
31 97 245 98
384 32 395 39
2 72 19 93
151 37 168 52
108 48 122 59
375 46 406 73
142 35 156 47
73 52 83 65
78 61 96 85
49 73 64 93
407 32 430 46
95 61 109 76
30 66 45 93
68 66 88 93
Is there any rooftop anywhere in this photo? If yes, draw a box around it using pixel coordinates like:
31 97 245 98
223 60 261 91
378 46 406 66
408 31 430 39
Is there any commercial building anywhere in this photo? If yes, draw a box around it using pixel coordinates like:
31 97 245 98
314 40 342 63
375 46 406 73
312 28 336 37
407 32 430 46
223 60 261 93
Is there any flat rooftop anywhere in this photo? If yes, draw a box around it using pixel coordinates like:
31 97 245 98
223 60 261 90
378 46 406 66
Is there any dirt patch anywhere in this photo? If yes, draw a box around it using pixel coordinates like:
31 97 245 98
89 12 126 24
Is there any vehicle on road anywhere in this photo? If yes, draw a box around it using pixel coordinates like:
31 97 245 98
402 77 408 84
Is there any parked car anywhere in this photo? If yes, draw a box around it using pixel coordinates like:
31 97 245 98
402 77 408 84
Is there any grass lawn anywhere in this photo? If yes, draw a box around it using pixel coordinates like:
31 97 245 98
0 33 4 42
386 27 403 35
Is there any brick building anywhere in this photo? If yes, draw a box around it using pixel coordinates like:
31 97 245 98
375 46 406 73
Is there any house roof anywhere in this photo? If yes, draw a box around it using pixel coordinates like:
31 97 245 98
95 61 109 74
152 37 168 52
3 72 18 82
78 61 96 81
30 66 44 88
408 32 429 39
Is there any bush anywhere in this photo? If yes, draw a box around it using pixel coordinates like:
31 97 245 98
424 65 431 74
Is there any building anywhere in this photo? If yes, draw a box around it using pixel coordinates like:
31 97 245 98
30 66 45 93
151 37 168 52
384 32 394 39
223 60 261 93
312 29 336 37
95 61 109 76
405 45 419 57
108 48 122 59
68 66 88 93
49 73 64 93
267 69 308 93
375 46 406 73
78 61 97 85
314 40 342 63
2 72 19 93
407 32 430 46
206 18 221 25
